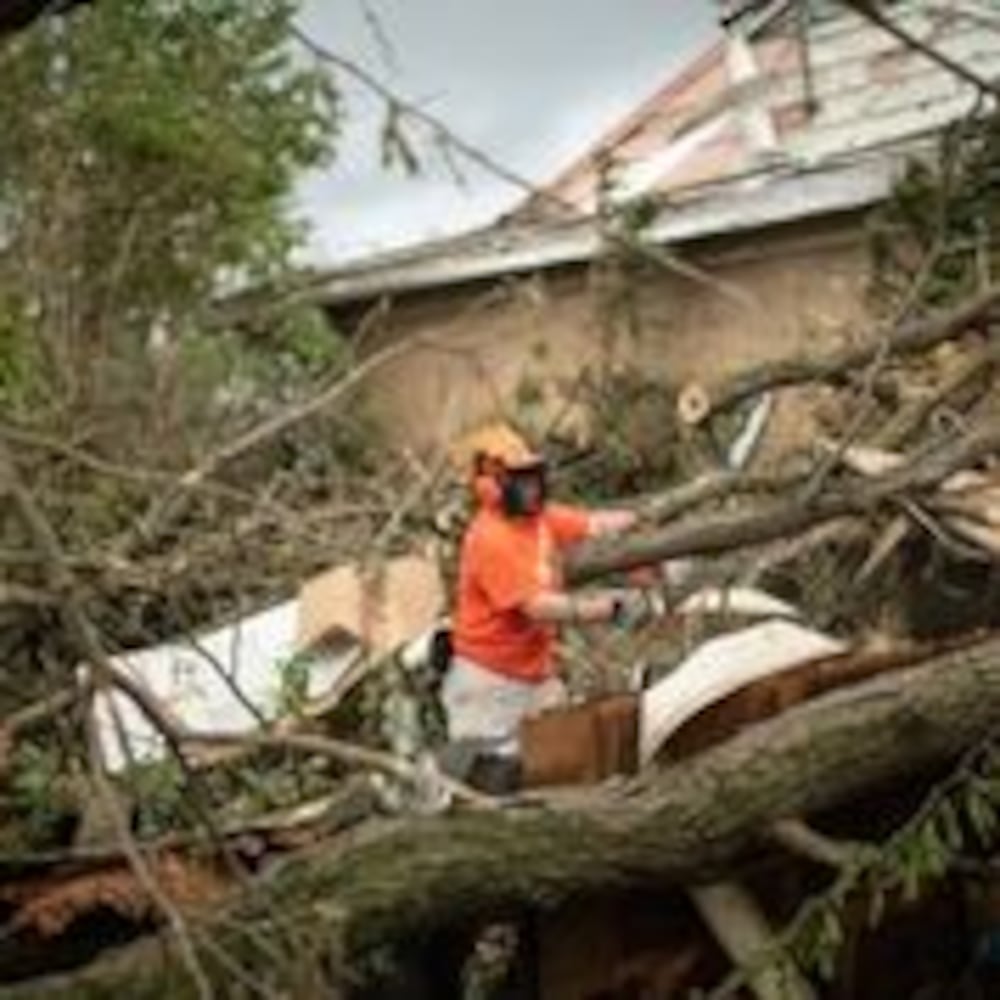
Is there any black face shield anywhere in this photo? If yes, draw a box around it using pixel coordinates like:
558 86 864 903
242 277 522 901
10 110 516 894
500 463 548 517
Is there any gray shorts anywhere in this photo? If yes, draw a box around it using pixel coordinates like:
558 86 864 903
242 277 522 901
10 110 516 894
441 656 567 754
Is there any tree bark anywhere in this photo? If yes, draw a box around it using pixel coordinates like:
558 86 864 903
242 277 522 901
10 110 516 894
5 634 1000 998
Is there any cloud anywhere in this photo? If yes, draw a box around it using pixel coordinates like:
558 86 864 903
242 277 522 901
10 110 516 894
296 0 719 262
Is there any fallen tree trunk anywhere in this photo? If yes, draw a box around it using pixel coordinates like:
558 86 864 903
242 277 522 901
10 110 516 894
568 418 1000 584
6 633 1000 998
679 284 1000 425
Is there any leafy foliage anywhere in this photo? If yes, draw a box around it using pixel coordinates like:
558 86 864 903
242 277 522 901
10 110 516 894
0 0 336 328
0 0 345 442
0 1 390 659
127 758 187 839
276 652 312 719
869 109 1000 314
710 738 1000 998
6 739 77 846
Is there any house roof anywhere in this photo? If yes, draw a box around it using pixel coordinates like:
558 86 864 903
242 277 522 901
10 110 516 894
517 0 1000 220
309 0 1000 308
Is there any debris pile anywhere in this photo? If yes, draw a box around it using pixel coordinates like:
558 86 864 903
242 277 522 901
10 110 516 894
1 121 1000 1000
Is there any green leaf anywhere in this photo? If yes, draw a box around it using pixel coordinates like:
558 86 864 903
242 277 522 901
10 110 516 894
936 798 964 853
896 836 924 902
814 908 843 980
964 783 997 844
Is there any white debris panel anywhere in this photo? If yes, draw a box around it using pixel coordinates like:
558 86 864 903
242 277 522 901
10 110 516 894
92 600 358 772
640 619 849 765
92 554 445 772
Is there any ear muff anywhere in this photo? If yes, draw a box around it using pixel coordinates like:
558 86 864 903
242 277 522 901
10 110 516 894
473 474 503 508
471 459 547 516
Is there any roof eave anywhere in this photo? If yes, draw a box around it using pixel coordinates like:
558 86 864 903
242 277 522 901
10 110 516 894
311 154 902 308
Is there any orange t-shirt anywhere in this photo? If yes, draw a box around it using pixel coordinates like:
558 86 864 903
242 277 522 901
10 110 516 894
452 502 592 683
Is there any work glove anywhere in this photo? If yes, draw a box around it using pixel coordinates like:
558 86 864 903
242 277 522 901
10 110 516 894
611 590 667 630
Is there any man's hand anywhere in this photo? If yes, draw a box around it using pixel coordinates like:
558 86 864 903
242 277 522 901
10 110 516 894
611 590 667 630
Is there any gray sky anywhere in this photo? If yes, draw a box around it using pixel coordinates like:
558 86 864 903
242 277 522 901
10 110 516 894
297 2 719 263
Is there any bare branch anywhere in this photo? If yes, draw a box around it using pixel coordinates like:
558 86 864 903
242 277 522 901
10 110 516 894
681 284 1000 426
0 439 213 997
0 582 56 608
290 25 759 311
569 417 1000 582
99 666 496 809
182 729 497 811
0 682 91 777
770 817 865 870
84 712 214 1000
842 0 1000 100
127 337 414 552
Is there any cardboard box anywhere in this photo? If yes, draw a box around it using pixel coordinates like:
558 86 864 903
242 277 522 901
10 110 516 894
520 693 639 788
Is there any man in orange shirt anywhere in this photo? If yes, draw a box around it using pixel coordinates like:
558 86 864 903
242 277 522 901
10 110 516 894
442 425 661 762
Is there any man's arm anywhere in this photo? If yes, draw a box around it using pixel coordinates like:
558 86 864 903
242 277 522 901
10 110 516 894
588 509 638 538
522 590 617 625
547 504 638 546
522 588 663 628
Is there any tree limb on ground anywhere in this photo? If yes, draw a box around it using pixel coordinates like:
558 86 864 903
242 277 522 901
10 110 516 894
6 632 1000 998
568 418 1000 584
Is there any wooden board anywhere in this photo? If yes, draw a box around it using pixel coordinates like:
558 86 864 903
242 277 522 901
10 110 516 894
296 554 444 661
520 694 639 788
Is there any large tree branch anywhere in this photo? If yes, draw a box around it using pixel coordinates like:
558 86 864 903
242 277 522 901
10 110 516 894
7 633 1000 997
568 418 1000 584
635 468 807 525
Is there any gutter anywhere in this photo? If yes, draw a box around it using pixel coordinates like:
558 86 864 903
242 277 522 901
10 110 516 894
310 154 900 307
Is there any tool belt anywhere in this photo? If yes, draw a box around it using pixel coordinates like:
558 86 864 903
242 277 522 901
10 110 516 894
428 626 453 679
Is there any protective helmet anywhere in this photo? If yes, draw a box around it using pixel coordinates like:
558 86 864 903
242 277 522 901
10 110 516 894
451 423 543 477
451 423 547 516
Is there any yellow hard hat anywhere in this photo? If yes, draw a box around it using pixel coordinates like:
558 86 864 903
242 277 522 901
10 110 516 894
450 423 543 475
